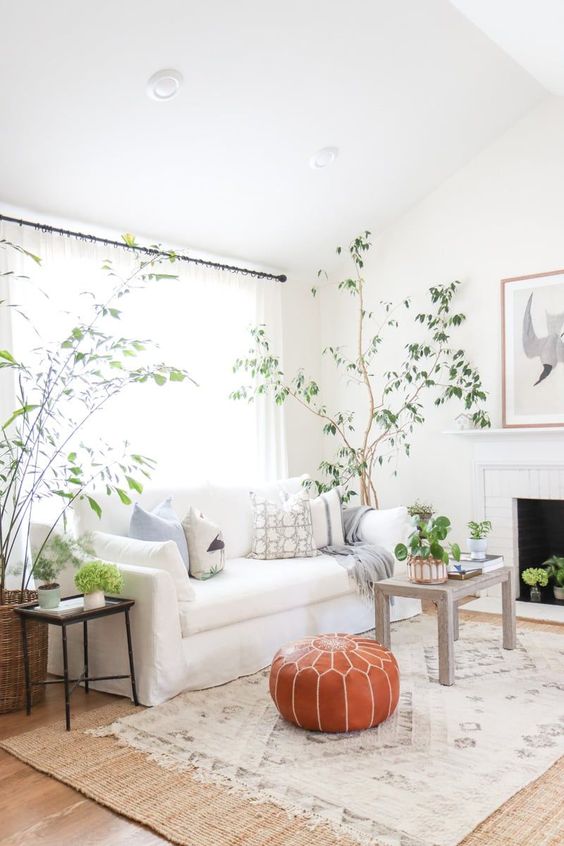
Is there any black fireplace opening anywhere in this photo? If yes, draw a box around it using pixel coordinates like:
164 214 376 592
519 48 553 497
517 498 564 604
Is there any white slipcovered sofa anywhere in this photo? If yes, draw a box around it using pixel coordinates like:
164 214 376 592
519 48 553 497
49 477 420 706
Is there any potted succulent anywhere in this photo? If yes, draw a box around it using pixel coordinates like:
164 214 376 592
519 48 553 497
542 556 564 601
521 567 548 603
395 515 461 585
467 520 492 561
75 561 124 610
407 500 434 524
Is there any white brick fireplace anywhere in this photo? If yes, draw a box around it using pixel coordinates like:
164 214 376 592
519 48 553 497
450 428 564 621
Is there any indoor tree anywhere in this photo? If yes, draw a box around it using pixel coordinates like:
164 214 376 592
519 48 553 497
231 231 490 507
0 235 195 602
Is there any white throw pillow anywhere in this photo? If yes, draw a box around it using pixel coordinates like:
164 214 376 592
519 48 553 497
91 531 195 601
357 506 410 553
182 508 226 580
310 488 345 548
249 489 318 560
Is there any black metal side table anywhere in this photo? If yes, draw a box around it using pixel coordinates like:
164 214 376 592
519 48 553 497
15 594 139 730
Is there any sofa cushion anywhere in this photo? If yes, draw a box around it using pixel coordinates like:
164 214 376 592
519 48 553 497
91 531 196 602
178 554 353 637
249 489 317 560
310 488 345 548
208 475 309 558
183 507 226 580
130 497 189 569
352 506 410 552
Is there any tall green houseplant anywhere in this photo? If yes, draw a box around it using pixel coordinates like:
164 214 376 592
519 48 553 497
232 232 490 506
0 235 193 603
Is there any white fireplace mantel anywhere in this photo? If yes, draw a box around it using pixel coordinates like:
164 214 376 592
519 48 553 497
446 427 564 618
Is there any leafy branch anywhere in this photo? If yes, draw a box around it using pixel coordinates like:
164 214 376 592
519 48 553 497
231 231 490 506
0 236 195 601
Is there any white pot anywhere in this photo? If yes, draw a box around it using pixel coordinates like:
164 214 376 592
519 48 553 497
554 585 564 602
467 538 488 561
83 590 106 611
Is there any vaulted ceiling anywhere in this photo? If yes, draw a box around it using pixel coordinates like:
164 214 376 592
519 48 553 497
0 1 545 277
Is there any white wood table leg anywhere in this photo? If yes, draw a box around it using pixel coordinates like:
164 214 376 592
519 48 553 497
437 594 455 686
375 589 391 649
501 569 516 650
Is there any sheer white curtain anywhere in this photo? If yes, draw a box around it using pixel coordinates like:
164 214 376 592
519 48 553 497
0 221 288 487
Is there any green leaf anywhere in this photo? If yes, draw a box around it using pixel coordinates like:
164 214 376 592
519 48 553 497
87 496 102 519
153 373 166 386
450 543 461 562
115 487 132 505
125 476 143 494
122 233 138 247
394 543 408 561
3 404 40 428
0 349 17 364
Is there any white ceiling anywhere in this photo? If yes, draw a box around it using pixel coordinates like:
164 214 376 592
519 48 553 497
0 1 544 278
451 0 564 96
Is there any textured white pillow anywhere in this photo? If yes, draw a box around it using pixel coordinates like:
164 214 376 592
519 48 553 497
356 506 410 553
249 489 318 560
309 488 345 548
91 531 195 601
182 508 226 580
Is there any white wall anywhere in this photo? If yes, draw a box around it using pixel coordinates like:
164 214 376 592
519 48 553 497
281 278 323 478
318 96 564 541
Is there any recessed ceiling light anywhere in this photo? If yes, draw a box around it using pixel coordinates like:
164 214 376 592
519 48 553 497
310 146 339 169
146 69 183 101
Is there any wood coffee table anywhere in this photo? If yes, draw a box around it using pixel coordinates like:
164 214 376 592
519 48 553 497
373 567 516 686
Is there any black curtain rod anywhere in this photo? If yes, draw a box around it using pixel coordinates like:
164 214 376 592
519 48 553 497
0 213 287 283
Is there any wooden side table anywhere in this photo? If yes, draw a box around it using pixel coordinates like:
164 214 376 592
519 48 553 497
14 595 139 730
373 567 516 686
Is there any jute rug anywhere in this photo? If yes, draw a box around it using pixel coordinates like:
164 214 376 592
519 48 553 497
2 613 563 846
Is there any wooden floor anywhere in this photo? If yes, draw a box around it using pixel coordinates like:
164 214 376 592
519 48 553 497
0 684 168 845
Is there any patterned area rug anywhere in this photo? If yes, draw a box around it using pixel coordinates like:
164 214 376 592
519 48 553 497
83 614 564 846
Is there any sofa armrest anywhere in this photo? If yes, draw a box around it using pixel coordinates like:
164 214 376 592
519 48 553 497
357 506 410 552
49 563 187 706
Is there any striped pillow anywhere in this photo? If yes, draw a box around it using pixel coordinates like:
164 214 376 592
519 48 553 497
310 488 345 548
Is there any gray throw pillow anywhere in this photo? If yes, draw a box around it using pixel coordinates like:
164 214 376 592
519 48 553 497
129 497 189 570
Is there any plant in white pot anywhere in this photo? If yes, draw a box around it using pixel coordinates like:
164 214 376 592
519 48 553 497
75 561 124 610
395 515 461 585
31 535 93 610
543 556 564 602
467 520 492 561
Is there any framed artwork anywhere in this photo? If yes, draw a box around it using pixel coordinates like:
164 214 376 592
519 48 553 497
502 269 564 428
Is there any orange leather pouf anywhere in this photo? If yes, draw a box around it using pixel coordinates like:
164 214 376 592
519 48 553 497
269 633 399 733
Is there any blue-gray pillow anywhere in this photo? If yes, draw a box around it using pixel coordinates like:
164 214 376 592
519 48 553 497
129 497 189 570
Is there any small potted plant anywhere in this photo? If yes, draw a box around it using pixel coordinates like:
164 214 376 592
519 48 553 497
407 500 434 524
467 520 492 561
31 534 94 610
542 556 564 601
75 561 124 610
395 515 461 584
521 567 548 603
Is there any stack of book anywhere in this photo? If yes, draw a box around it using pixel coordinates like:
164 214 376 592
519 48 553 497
447 554 504 580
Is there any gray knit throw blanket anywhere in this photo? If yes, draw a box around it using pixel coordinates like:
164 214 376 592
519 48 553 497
321 505 394 601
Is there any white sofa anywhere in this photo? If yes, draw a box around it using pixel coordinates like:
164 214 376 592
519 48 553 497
48 477 420 706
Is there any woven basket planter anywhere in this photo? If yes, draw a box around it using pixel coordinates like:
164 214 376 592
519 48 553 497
0 590 48 713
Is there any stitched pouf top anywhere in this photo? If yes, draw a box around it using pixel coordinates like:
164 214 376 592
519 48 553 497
269 633 399 733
